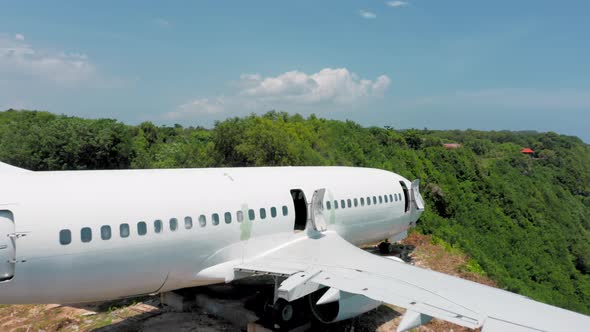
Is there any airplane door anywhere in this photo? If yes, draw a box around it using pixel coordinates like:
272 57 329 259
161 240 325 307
411 179 424 210
0 210 15 282
310 188 327 232
291 189 308 231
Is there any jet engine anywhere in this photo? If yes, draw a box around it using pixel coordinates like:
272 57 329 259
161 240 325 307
307 288 381 323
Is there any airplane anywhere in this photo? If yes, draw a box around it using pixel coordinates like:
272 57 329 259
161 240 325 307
0 161 589 331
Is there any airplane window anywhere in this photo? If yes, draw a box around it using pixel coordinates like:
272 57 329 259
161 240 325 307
282 206 288 216
399 193 403 201
154 220 163 233
59 229 71 245
100 225 111 240
379 196 383 204
373 196 377 205
326 201 331 210
389 194 394 202
120 223 130 238
212 213 220 226
334 200 338 209
271 207 277 218
367 196 371 206
225 212 232 224
260 208 267 219
341 200 346 209
384 195 389 203
347 199 352 208
199 215 206 227
81 227 92 243
360 197 365 206
137 221 147 235
184 216 193 229
354 198 358 207
170 218 178 231
249 209 256 220
237 211 244 223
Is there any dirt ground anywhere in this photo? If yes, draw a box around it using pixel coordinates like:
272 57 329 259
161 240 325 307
0 233 494 332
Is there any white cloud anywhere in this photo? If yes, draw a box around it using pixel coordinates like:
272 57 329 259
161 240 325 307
372 75 392 95
240 68 391 103
359 10 377 19
168 68 391 119
239 73 262 83
166 97 227 120
0 34 95 83
14 33 24 41
154 18 171 28
387 1 409 7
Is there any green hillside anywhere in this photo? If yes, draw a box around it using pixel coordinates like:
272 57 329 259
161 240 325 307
1 109 590 314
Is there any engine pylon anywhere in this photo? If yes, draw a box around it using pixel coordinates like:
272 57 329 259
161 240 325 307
315 287 340 305
397 309 433 332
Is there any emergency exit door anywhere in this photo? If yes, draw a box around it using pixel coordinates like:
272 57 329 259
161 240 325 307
0 210 15 282
310 188 327 232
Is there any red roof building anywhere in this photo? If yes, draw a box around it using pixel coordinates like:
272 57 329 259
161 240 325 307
521 148 534 154
443 143 462 149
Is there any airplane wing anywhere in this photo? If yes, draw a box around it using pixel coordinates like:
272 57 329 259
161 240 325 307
235 231 590 332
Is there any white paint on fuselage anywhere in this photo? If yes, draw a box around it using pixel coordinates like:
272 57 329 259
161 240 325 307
0 166 419 304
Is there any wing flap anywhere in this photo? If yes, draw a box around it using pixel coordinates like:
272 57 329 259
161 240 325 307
482 318 542 332
235 261 304 278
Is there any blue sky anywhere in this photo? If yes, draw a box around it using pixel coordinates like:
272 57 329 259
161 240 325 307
1 1 589 141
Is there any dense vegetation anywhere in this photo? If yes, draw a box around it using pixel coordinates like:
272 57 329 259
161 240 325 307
1 109 590 314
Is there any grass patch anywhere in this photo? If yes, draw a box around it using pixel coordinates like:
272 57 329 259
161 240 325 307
430 235 462 255
461 258 487 276
87 316 114 330
430 235 488 277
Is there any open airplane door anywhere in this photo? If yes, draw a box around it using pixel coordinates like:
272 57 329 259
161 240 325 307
0 210 15 282
310 188 327 232
411 179 424 210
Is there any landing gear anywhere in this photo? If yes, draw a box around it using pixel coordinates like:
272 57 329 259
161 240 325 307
249 276 320 330
378 241 394 254
253 290 306 330
272 298 296 330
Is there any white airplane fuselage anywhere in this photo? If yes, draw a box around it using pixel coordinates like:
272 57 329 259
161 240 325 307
0 166 422 304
